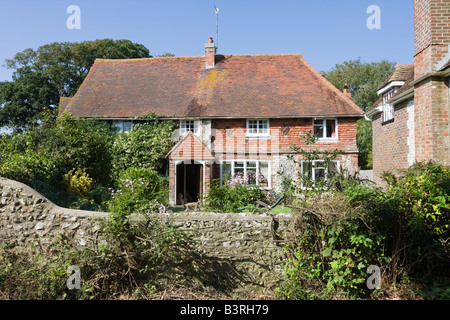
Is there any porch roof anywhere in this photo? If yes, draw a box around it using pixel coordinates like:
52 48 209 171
166 131 215 161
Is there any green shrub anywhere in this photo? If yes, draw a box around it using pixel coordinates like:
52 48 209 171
111 116 176 176
0 151 56 185
205 178 268 213
61 168 94 200
106 167 169 221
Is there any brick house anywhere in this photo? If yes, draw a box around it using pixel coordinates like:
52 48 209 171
63 37 364 205
366 0 450 185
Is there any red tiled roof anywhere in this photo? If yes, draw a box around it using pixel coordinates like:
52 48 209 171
64 54 364 119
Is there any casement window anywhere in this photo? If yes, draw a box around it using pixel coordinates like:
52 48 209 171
246 119 270 137
301 160 339 189
382 89 395 122
113 120 133 133
313 119 338 140
220 160 270 188
180 120 201 136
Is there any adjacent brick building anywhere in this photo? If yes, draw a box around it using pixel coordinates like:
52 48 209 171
63 37 364 205
367 0 450 185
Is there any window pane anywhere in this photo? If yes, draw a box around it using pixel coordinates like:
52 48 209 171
222 162 232 184
328 161 339 174
123 121 132 133
302 162 312 180
259 120 269 134
314 168 326 182
248 120 257 134
326 120 336 138
259 162 269 188
313 123 324 138
113 121 122 132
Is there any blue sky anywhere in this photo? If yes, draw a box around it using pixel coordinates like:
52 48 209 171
0 0 414 82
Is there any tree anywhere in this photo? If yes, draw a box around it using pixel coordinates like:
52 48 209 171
0 39 151 131
321 59 396 170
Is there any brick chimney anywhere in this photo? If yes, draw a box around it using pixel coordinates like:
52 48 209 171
343 84 352 99
413 0 450 165
205 37 216 69
414 0 450 78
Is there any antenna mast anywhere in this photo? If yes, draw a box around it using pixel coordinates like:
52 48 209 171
214 5 219 52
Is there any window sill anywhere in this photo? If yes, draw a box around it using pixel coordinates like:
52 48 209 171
245 135 271 140
316 138 339 143
381 118 395 125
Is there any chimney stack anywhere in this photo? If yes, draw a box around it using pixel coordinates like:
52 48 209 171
205 37 216 69
343 84 352 98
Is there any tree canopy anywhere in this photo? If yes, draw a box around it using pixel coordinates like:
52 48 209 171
0 39 151 131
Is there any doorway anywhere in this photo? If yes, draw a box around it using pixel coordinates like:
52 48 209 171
176 162 203 205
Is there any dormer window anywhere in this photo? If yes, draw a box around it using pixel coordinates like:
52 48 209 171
180 120 200 137
382 89 396 122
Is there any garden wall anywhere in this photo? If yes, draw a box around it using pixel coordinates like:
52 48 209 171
0 176 294 287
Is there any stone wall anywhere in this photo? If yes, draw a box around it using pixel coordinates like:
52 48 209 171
0 176 295 287
157 211 294 286
0 177 109 248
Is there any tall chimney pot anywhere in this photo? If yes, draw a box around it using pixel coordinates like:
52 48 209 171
205 37 216 69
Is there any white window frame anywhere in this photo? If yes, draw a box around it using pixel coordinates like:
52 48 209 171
113 120 133 133
179 120 201 137
300 160 340 189
382 89 395 122
313 118 338 141
246 119 270 138
220 160 271 189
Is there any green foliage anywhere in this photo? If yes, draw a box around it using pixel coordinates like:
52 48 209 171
205 178 268 213
289 130 342 192
277 194 389 300
0 39 151 130
356 118 373 169
111 116 176 176
61 168 94 200
321 58 396 111
106 167 169 224
0 150 57 186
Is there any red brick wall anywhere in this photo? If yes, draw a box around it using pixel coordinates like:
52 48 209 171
413 0 450 167
211 117 359 156
414 77 450 164
372 101 412 185
414 0 450 77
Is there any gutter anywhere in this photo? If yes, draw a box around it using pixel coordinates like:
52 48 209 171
389 87 414 106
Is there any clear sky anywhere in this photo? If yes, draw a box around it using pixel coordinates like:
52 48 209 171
0 0 414 82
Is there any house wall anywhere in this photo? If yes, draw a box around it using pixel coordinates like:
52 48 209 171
372 99 415 185
169 117 360 204
413 0 450 166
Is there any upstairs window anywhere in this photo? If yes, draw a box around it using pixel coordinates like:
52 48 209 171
313 119 338 140
113 120 132 133
382 89 395 122
246 119 270 137
180 120 200 136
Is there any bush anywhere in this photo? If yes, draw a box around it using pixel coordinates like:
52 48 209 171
205 178 268 213
276 193 389 300
277 161 450 300
111 115 176 176
106 167 169 220
0 151 56 185
61 168 94 200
